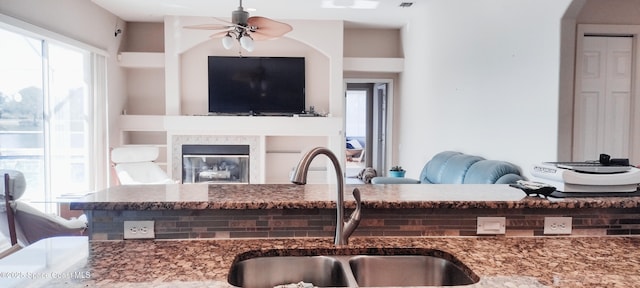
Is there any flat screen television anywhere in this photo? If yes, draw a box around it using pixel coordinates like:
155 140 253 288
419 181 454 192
208 56 305 115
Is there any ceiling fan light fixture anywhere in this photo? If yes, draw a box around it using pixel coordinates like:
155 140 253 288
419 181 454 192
185 0 291 53
221 33 235 49
240 34 254 52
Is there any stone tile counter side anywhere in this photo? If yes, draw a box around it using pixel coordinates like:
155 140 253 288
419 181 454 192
70 184 640 240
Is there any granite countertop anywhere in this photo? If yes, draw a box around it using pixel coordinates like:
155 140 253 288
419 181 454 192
29 236 640 288
54 184 640 287
69 183 640 211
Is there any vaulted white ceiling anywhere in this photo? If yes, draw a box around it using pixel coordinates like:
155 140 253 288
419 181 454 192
91 0 420 28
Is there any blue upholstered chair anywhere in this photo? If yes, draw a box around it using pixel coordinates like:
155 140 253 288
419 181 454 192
371 151 524 185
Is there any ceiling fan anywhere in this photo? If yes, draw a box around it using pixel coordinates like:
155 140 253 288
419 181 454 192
184 0 293 52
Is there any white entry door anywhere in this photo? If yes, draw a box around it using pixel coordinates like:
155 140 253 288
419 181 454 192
573 36 633 161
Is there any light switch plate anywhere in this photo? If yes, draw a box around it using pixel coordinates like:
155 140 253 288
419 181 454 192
477 217 506 235
124 220 155 239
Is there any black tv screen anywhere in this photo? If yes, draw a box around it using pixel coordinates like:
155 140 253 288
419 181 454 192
208 56 305 115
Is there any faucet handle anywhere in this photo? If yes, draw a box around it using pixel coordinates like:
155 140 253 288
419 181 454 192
350 188 362 223
352 187 361 203
343 188 362 242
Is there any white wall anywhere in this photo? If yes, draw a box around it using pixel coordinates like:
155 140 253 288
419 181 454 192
399 0 573 179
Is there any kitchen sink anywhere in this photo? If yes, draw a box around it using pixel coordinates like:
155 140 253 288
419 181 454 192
227 256 351 288
349 255 476 287
228 249 479 287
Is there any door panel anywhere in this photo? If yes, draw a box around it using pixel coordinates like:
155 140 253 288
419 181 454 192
576 92 600 159
605 92 630 156
573 36 633 161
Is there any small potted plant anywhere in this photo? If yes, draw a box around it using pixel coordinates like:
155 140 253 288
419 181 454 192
389 165 406 178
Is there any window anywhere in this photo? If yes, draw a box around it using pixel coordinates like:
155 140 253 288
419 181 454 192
0 25 104 213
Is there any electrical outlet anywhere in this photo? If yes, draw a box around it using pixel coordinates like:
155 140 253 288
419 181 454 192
124 220 155 239
544 217 572 235
477 217 506 235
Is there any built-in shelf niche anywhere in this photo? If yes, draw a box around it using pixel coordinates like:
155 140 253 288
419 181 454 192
265 136 328 183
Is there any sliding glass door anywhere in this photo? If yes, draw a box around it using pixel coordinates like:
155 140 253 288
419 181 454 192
0 27 95 212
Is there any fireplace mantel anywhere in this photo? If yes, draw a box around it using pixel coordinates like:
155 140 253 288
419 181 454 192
163 115 343 136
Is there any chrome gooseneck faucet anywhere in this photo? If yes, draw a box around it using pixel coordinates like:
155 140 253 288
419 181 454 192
291 147 362 246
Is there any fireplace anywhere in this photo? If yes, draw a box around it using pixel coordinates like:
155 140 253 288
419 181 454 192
182 144 249 184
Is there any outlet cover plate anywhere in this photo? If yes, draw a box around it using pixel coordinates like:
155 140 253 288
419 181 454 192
543 217 572 235
124 220 155 239
477 217 506 235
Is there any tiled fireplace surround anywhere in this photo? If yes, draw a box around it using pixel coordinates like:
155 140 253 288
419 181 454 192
89 205 640 240
170 135 261 184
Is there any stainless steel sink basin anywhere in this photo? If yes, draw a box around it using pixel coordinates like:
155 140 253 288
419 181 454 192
228 249 479 287
227 256 351 288
349 255 477 287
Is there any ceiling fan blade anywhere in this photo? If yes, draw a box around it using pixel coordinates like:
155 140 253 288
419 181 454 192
212 17 245 28
209 31 232 39
184 23 231 30
248 30 282 41
184 17 242 31
247 16 293 39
